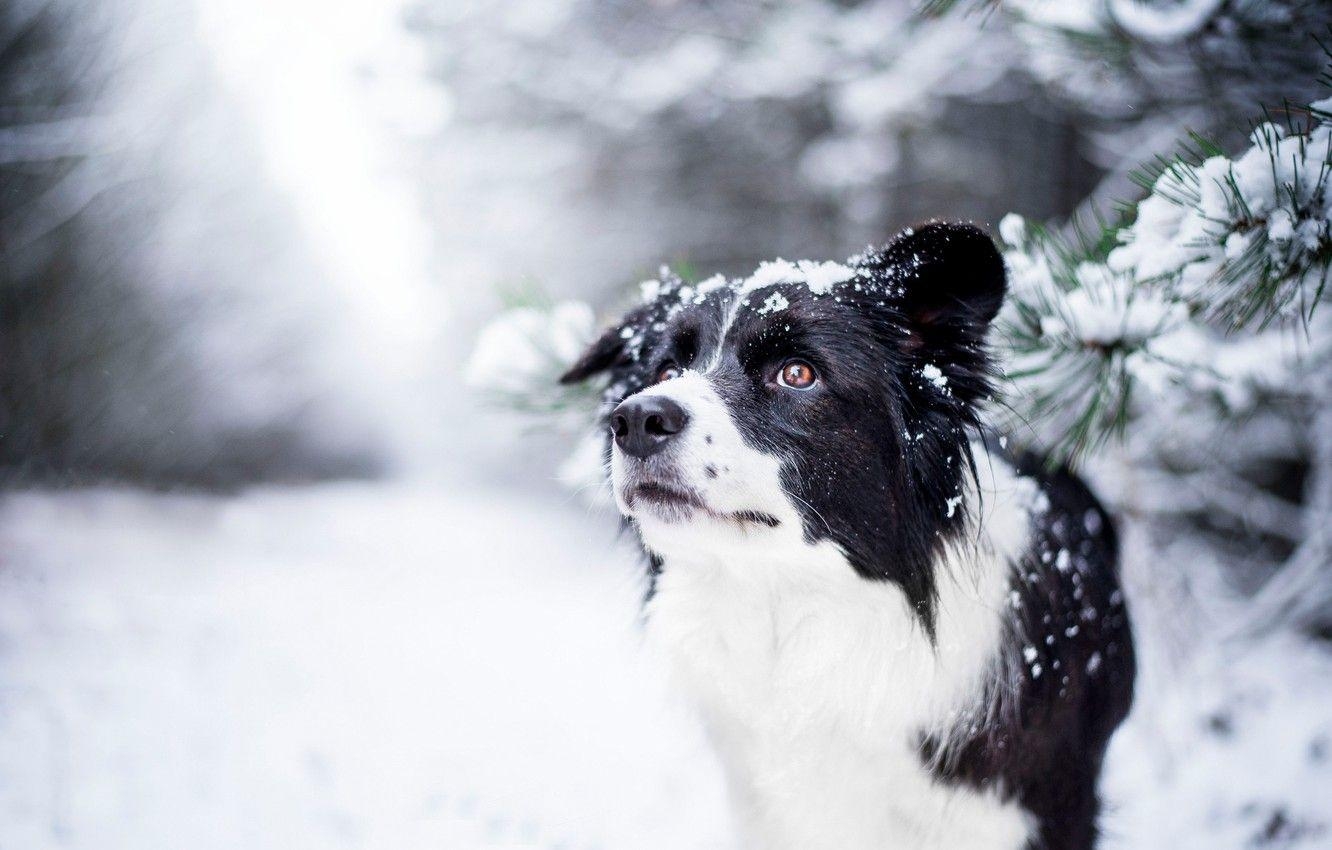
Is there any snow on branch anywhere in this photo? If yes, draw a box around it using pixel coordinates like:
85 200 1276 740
1104 0 1224 44
1111 110 1332 328
997 216 1179 459
996 93 1332 460
464 297 604 430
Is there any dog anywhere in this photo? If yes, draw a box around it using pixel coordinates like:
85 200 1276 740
559 222 1135 850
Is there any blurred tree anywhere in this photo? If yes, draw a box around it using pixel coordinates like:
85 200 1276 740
411 0 1103 298
0 0 382 488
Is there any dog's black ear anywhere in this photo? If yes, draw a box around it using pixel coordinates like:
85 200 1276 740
875 221 1007 339
560 324 627 384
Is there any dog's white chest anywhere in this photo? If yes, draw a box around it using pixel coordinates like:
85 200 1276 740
644 534 1032 850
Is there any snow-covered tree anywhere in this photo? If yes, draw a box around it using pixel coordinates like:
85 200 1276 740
998 110 1332 455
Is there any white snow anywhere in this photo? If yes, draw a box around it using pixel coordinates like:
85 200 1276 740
1104 635 1332 850
7 477 1325 850
757 292 790 315
799 260 858 295
1054 549 1071 572
1108 112 1332 308
945 494 964 518
695 274 730 296
464 302 595 395
921 363 948 389
998 212 1027 248
1007 0 1106 34
1104 0 1225 43
640 278 664 303
743 259 804 291
738 258 856 297
1039 264 1188 348
1012 474 1051 517
0 484 734 850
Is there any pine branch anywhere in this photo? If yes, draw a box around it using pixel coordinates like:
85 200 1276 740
1112 111 1332 329
464 299 607 431
996 73 1332 464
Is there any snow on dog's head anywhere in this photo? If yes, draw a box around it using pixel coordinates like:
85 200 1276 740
561 222 1007 630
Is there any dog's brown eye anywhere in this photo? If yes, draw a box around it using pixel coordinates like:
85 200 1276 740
778 360 817 390
655 362 682 384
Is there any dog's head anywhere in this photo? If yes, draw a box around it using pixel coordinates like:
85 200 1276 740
562 222 1006 630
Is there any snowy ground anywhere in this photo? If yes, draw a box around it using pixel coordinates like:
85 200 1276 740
0 483 734 850
0 482 1329 849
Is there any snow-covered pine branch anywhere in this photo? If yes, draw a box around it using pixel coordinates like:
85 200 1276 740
1114 112 1332 327
464 298 604 430
996 93 1332 460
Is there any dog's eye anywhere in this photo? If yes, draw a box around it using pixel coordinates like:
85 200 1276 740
655 362 682 384
777 360 817 390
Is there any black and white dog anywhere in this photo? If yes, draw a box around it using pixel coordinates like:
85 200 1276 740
561 222 1135 850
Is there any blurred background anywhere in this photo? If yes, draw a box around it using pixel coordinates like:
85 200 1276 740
2 0 1330 848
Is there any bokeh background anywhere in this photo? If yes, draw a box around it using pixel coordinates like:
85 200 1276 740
2 0 1330 848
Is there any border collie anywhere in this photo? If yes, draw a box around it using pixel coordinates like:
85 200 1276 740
560 222 1135 850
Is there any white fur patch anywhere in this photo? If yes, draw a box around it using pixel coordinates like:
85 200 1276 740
613 374 1039 850
612 372 800 558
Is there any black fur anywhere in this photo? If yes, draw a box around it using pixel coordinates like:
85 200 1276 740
923 436 1135 850
562 221 1135 849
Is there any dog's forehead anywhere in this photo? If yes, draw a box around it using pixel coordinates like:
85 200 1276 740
624 258 904 359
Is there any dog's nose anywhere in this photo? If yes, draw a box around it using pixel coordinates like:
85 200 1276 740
611 395 689 459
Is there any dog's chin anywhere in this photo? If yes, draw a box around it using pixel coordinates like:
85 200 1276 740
618 479 783 534
622 481 705 524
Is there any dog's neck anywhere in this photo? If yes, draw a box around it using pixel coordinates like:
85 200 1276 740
641 516 1016 727
636 460 1040 850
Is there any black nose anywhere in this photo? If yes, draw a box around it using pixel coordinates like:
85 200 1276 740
611 395 689 459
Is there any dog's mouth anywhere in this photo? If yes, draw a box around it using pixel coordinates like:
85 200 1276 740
631 481 705 510
625 480 780 528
